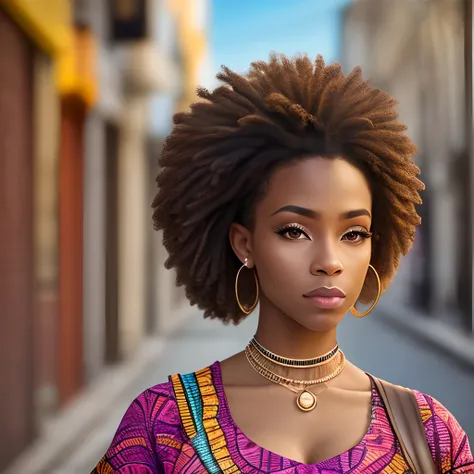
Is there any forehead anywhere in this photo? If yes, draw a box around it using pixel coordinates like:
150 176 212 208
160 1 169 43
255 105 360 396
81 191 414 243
260 157 372 215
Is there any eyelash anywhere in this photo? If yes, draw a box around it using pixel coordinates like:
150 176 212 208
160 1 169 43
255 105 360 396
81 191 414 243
342 227 373 243
274 225 372 243
275 224 309 240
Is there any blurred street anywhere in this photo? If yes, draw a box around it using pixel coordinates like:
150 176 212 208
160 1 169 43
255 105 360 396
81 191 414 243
2 0 474 472
48 309 474 474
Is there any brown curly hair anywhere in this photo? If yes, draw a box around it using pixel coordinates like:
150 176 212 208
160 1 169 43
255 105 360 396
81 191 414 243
151 54 425 324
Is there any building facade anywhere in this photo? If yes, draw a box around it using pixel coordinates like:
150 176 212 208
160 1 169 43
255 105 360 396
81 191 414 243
1 0 210 471
0 0 79 467
341 0 473 337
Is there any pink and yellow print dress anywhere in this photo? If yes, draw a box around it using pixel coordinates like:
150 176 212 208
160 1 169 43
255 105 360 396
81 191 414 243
92 361 473 473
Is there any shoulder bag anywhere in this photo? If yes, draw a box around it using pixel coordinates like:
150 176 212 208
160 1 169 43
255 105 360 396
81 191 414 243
372 376 438 474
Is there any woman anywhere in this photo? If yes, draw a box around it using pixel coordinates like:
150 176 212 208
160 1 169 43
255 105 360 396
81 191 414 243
92 54 473 473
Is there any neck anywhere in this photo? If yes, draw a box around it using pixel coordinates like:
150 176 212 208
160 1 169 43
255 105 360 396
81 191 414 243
254 298 338 360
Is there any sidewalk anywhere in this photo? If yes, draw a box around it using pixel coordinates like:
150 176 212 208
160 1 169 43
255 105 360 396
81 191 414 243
377 270 474 370
6 309 474 473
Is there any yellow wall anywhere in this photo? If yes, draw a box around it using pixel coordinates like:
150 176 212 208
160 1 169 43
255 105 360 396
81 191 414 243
2 0 97 107
2 0 72 56
55 27 98 108
168 0 207 112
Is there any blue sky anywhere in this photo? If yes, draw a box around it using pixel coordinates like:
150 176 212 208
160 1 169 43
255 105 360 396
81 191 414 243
151 1 352 136
210 0 352 82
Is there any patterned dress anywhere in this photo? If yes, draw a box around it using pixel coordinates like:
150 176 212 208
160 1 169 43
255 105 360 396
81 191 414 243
92 361 473 473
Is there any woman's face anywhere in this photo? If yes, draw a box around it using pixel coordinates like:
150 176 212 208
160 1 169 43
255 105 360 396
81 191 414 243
233 157 373 332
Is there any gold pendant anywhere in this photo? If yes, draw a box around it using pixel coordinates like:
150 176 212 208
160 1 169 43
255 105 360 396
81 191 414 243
296 390 317 412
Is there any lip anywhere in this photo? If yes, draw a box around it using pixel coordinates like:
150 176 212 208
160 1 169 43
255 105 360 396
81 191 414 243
303 286 346 310
303 287 346 298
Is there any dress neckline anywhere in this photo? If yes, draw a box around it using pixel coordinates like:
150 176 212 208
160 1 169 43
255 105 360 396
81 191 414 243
210 360 378 469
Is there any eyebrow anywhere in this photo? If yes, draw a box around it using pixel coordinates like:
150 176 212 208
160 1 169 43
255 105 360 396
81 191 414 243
270 205 371 220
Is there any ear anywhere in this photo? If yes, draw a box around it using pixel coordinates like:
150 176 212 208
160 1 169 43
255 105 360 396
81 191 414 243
229 222 254 268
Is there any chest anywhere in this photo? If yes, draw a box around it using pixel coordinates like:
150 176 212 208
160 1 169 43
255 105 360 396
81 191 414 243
168 367 413 473
225 385 373 465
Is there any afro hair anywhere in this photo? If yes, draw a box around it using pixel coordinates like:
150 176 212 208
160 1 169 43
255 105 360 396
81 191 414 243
152 54 425 324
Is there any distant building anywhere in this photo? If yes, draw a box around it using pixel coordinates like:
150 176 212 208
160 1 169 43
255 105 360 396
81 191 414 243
1 0 210 471
340 0 474 341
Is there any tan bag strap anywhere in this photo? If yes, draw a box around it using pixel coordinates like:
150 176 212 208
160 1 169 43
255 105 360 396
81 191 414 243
369 375 437 474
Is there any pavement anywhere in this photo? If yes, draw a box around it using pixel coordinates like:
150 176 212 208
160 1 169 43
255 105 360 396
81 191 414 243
48 307 474 474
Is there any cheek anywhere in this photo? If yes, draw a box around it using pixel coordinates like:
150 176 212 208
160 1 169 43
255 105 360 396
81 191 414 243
346 243 372 289
253 238 307 288
350 242 371 265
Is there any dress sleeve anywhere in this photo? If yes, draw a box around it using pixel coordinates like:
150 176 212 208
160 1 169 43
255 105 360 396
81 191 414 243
414 391 474 474
91 390 160 474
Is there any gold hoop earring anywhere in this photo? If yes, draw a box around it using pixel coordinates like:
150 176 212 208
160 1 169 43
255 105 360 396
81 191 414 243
350 264 381 318
235 258 259 315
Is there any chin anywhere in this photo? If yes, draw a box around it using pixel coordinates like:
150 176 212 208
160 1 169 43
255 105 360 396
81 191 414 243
293 312 343 332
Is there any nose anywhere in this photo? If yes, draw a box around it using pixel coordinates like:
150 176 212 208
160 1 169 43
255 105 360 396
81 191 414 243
309 241 344 276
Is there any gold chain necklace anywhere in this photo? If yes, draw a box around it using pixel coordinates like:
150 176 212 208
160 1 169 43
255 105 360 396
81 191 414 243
245 343 346 412
246 343 345 384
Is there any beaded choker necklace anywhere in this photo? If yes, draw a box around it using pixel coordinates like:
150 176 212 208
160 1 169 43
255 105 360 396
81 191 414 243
250 337 339 367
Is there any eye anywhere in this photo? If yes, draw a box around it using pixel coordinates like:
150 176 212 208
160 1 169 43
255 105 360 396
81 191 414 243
275 224 311 241
341 227 372 244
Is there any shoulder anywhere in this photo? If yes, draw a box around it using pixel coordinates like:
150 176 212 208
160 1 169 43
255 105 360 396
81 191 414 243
93 380 182 472
131 362 218 433
130 379 181 431
112 379 182 447
413 390 473 473
113 362 219 448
